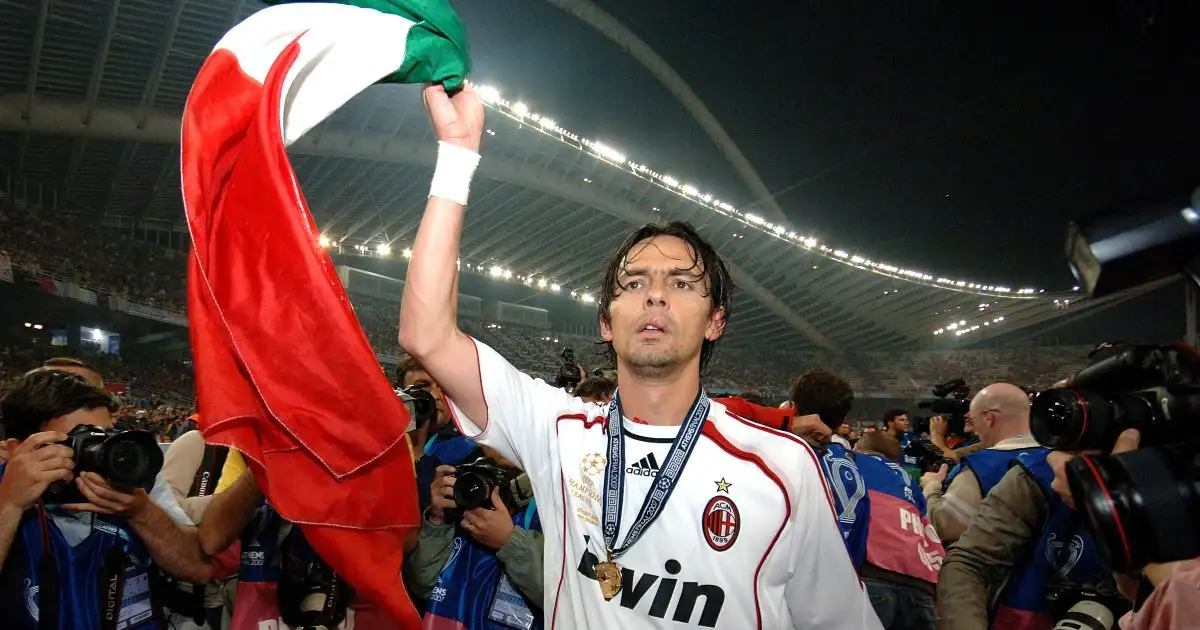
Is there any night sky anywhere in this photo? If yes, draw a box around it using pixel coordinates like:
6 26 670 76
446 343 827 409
454 0 1199 292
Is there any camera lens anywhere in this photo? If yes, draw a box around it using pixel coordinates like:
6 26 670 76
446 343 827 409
101 431 164 488
1031 389 1153 451
453 471 492 511
1067 447 1200 572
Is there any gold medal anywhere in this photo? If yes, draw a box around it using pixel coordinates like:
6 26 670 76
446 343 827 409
594 550 623 600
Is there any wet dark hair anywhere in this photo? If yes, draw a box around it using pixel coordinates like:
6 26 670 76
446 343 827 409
597 221 733 371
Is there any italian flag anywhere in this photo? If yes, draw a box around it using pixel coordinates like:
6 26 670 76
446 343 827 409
181 0 469 625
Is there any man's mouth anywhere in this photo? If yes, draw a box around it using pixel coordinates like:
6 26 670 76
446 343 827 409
638 319 667 336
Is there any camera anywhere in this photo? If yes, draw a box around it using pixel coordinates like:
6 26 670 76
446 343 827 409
903 438 950 473
44 424 163 504
554 347 582 392
915 378 971 436
1030 343 1200 451
446 457 529 521
1066 444 1200 572
278 529 354 629
396 386 437 431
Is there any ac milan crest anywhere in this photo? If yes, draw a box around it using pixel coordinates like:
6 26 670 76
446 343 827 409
702 495 740 551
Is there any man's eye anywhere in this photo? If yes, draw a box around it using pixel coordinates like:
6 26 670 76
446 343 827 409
674 280 691 290
626 280 643 290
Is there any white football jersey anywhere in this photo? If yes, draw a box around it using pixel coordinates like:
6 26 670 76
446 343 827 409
448 340 882 630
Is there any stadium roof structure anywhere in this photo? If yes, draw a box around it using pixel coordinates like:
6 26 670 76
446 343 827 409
0 0 1169 354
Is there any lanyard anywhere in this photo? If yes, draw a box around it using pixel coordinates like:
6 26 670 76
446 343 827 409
601 388 709 559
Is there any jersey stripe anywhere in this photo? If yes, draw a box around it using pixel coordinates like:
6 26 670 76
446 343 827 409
701 422 791 630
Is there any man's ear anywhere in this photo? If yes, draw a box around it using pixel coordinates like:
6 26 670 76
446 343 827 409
599 313 614 342
705 307 727 341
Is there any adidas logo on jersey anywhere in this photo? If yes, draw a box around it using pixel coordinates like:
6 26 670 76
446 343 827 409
626 453 661 478
578 537 725 627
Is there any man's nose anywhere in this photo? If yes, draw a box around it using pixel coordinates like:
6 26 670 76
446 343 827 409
644 282 667 307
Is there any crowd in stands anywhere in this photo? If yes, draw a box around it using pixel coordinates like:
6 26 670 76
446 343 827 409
0 202 187 311
0 339 195 442
1 200 1093 402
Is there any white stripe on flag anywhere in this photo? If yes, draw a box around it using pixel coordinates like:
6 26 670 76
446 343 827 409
211 3 417 146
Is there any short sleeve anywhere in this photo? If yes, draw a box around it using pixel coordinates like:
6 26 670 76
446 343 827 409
149 472 194 526
444 338 581 474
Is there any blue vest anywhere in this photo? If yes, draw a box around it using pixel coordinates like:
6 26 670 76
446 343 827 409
857 453 926 516
944 445 1046 495
423 434 479 464
818 444 868 564
424 501 543 630
819 446 928 569
992 451 1114 621
0 465 158 630
418 435 480 513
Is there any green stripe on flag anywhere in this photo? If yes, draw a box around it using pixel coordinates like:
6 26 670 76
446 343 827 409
264 0 470 89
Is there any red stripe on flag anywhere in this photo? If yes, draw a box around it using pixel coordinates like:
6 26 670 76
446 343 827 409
182 38 418 626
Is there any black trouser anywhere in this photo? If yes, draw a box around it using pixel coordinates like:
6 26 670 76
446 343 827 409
864 577 937 630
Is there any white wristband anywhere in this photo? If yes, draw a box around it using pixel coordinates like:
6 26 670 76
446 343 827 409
429 141 481 206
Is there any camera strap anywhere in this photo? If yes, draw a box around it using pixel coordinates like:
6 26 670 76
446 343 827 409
35 501 59 630
188 444 230 498
98 539 128 630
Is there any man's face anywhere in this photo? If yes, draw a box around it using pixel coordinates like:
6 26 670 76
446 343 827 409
403 368 450 426
890 415 910 432
837 423 851 437
600 235 725 378
966 401 996 444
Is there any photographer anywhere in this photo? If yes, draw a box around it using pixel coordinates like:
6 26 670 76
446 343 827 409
937 432 1126 630
927 415 984 464
883 409 920 477
0 369 212 630
195 450 396 630
802 371 941 630
1045 431 1197 630
400 357 476 516
920 383 1041 544
407 446 543 629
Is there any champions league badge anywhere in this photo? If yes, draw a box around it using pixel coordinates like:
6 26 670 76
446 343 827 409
703 496 741 551
582 452 607 477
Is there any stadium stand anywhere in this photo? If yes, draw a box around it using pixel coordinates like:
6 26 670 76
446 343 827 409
2 201 1093 406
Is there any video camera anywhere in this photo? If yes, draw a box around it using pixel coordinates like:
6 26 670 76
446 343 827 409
554 347 582 392
446 457 533 521
1030 343 1200 451
902 438 950 473
1046 181 1200 573
1030 342 1200 572
914 378 972 436
44 424 163 504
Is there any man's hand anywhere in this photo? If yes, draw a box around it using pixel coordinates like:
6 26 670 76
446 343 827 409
423 82 484 153
0 432 72 512
1049 429 1140 509
62 472 151 521
788 414 832 445
428 465 457 526
461 487 514 551
921 463 949 489
930 416 948 444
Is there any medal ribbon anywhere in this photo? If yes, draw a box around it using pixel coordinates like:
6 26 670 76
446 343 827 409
602 388 709 559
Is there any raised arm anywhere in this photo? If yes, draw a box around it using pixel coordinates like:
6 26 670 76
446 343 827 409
398 83 489 427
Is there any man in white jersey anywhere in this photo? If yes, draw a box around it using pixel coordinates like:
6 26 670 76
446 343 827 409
400 82 881 630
